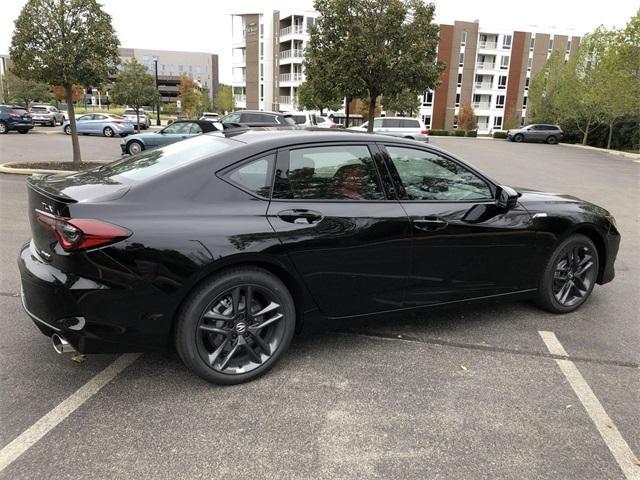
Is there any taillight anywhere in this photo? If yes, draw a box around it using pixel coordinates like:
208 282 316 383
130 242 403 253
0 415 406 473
421 129 429 135
114 120 123 124
35 209 131 251
330 124 336 128
9 113 18 118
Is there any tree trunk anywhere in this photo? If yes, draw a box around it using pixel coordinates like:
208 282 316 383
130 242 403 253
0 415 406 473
345 97 350 128
136 109 140 133
367 94 377 133
65 84 82 168
607 120 614 150
582 119 590 145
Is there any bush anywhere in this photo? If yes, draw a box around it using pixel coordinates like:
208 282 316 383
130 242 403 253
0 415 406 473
454 129 466 137
429 129 449 136
466 130 477 137
493 131 508 139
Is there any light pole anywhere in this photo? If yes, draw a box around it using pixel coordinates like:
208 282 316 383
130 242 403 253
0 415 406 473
153 57 161 126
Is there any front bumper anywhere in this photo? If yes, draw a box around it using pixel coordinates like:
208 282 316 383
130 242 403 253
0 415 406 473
600 225 621 284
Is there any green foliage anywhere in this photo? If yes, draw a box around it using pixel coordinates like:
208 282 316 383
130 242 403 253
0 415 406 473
4 70 50 108
297 80 342 114
110 59 159 131
454 129 466 137
429 129 449 136
177 75 203 119
306 0 443 131
383 89 421 117
10 0 120 165
214 84 234 114
457 103 477 131
493 131 508 139
466 130 477 137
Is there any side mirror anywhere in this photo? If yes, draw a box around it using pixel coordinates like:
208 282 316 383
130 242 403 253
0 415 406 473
496 185 519 209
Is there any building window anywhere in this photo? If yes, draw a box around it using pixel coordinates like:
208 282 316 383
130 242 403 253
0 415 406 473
260 42 264 58
422 114 431 127
502 35 512 49
527 57 532 71
525 77 530 89
530 37 535 50
260 84 264 101
189 65 193 73
260 23 264 36
422 90 433 106
457 73 463 87
493 116 503 128
179 65 184 72
548 38 554 51
459 52 464 66
455 93 460 107
461 31 467 46
453 115 458 128
566 40 572 53
498 75 507 89
500 56 509 70
496 95 505 109
523 96 527 108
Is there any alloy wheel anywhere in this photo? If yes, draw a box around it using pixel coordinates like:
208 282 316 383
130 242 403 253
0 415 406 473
196 284 285 375
552 244 596 307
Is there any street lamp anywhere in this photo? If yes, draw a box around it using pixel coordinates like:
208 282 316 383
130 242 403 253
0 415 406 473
153 56 161 126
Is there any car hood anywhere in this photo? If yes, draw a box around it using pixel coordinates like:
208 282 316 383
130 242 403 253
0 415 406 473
515 187 610 217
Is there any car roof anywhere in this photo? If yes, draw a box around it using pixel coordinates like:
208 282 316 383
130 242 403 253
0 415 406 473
170 119 219 132
375 117 421 121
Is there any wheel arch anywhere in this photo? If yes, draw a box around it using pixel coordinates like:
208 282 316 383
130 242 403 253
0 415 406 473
569 224 607 283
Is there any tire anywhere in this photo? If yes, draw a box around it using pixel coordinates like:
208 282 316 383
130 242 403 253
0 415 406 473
535 234 599 314
49 119 56 127
514 133 524 143
64 125 71 135
103 126 114 137
18 129 29 134
126 140 144 155
0 122 8 134
175 268 296 385
546 135 558 145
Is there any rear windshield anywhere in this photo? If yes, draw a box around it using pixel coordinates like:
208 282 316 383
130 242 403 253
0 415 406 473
123 110 140 115
89 134 235 183
291 115 306 124
13 108 28 115
31 106 47 111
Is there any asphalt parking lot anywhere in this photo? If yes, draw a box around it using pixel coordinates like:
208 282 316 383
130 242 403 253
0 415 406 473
0 134 638 479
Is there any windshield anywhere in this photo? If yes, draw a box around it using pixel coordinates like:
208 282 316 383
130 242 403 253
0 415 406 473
31 106 47 111
87 135 235 183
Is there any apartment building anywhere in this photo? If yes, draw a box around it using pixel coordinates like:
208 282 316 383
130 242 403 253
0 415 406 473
118 47 219 103
231 9 316 112
422 21 580 133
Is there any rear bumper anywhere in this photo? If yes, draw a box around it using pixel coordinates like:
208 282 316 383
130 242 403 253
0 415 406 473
8 122 34 130
18 241 171 354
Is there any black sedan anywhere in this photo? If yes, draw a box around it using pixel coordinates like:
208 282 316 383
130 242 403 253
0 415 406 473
19 131 620 384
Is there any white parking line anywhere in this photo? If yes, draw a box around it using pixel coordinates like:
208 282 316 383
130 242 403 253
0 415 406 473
0 353 141 473
539 331 640 480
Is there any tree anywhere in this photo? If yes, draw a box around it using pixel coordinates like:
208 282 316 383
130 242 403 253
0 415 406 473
4 70 50 108
214 84 234 114
527 50 566 124
297 80 342 115
306 0 443 132
354 96 381 118
457 102 478 131
178 74 202 119
10 0 119 167
110 59 159 132
51 84 83 107
383 89 421 117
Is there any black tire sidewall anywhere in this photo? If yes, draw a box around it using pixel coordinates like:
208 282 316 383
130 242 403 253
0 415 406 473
537 234 599 313
127 141 143 154
64 126 71 135
514 134 524 142
176 268 296 385
547 136 558 144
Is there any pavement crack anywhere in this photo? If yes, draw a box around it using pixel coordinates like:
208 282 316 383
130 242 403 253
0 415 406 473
332 330 639 369
0 292 19 298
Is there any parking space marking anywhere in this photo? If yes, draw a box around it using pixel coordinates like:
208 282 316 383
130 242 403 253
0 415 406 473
0 353 141 473
539 331 640 480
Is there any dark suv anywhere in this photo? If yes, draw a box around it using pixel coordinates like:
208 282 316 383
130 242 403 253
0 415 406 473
506 124 564 144
0 105 34 134
219 110 297 128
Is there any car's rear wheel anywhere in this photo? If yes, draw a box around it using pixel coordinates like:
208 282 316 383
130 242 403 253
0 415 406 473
535 234 599 313
546 135 558 144
175 268 295 385
514 133 524 143
126 140 144 155
103 126 115 137
18 129 29 134
64 125 71 135
0 122 8 134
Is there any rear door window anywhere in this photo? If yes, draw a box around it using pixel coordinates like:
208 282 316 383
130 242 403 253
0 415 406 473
382 118 402 128
400 119 420 128
224 154 275 198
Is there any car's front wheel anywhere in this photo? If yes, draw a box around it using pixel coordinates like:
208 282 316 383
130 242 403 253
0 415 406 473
126 140 144 155
0 122 8 134
175 268 296 385
535 234 599 313
514 133 524 143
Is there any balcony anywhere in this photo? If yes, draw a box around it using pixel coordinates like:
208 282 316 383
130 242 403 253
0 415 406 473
478 41 498 49
279 73 304 83
280 49 304 61
233 94 246 103
473 102 491 109
280 25 304 37
232 76 246 83
476 62 496 70
474 82 493 90
279 95 292 105
477 123 490 131
232 56 246 66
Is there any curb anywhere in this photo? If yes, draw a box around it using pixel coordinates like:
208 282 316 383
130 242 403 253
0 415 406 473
0 161 105 176
430 135 495 140
558 142 640 160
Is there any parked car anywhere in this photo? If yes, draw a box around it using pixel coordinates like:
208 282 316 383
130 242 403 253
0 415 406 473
289 112 317 127
507 124 564 144
121 119 219 155
123 108 151 129
19 130 620 385
62 113 134 137
219 110 296 128
315 115 337 128
29 104 65 126
199 112 220 122
349 117 429 142
59 110 68 121
0 105 33 134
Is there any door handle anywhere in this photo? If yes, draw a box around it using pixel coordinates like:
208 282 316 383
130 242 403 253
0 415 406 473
277 209 323 225
413 216 448 231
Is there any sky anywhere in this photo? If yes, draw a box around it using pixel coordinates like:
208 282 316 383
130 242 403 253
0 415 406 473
1 0 637 83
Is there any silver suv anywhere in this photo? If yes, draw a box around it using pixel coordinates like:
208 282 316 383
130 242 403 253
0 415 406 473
350 117 429 142
507 124 564 144
30 105 65 126
123 108 151 129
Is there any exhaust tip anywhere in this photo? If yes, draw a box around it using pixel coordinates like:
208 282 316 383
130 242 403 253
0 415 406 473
52 334 75 354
